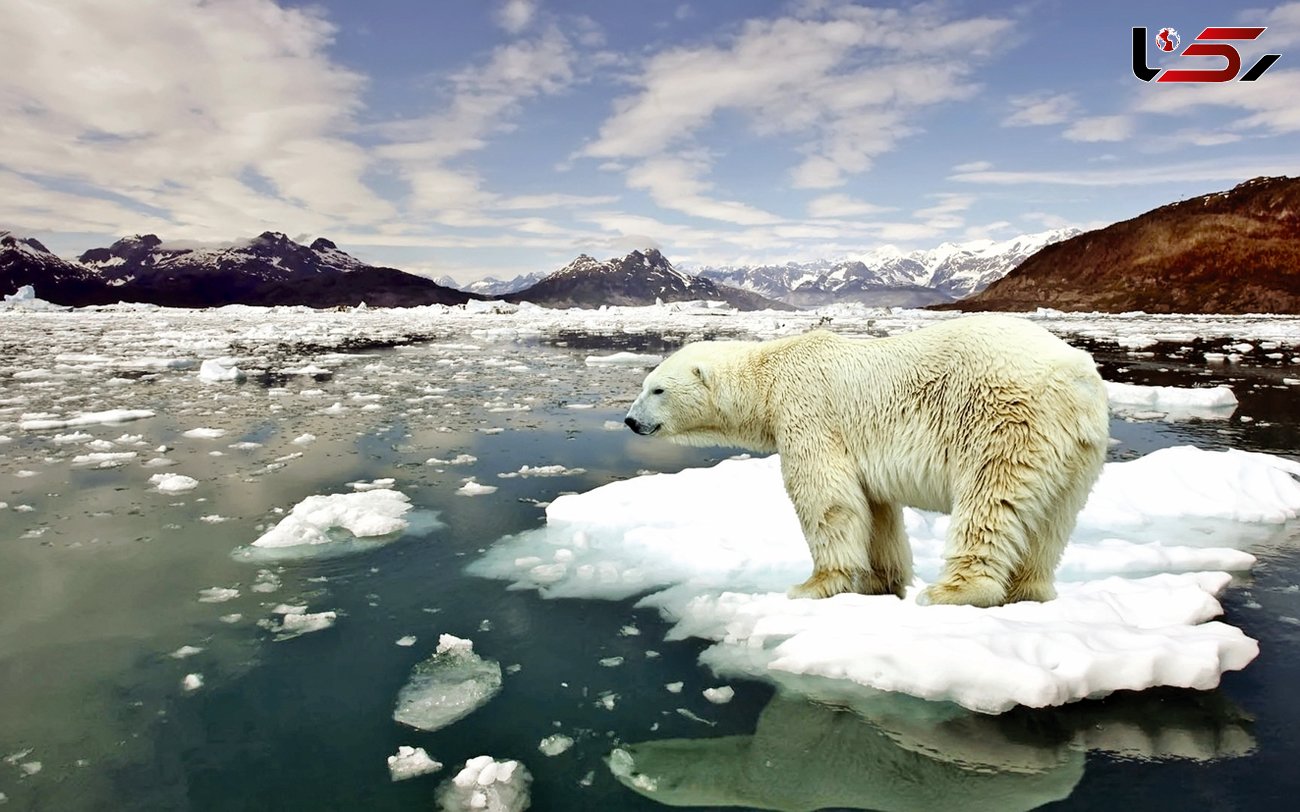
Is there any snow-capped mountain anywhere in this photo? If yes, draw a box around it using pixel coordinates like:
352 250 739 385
3 231 474 308
695 228 1081 307
449 271 549 297
1 230 117 306
506 249 788 311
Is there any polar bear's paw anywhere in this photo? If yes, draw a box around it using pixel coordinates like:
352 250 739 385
787 569 863 600
917 575 1007 608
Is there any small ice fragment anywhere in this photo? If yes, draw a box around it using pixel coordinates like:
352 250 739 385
599 656 624 668
538 734 574 756
197 587 239 603
291 433 316 445
396 635 418 647
182 673 204 692
261 611 337 640
676 708 716 726
198 359 244 383
665 682 684 694
150 472 198 493
388 745 442 781
457 479 498 496
703 686 735 704
170 645 204 659
219 614 242 624
182 427 226 440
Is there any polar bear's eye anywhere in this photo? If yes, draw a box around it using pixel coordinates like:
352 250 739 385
652 387 665 395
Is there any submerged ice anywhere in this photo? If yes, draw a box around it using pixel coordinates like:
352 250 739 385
393 635 503 732
471 446 1300 713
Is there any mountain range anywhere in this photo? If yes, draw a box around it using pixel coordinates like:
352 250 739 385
500 249 788 310
693 229 1080 307
949 176 1300 314
439 229 1078 307
1 230 474 308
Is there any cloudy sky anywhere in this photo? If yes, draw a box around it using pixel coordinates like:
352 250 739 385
2 0 1298 282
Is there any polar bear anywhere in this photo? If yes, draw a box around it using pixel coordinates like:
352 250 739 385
624 315 1110 607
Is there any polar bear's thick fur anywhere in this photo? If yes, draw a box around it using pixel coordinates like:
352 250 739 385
624 315 1110 608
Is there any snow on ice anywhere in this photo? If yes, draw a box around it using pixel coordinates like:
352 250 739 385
470 446 1300 713
235 489 420 560
388 746 442 781
436 756 531 812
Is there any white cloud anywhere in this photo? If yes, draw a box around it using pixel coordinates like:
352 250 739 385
949 157 1298 187
0 0 392 238
495 0 537 34
914 193 976 229
584 4 1013 199
952 160 994 172
1003 93 1078 127
1131 68 1300 135
625 156 780 225
806 194 890 218
1063 115 1135 142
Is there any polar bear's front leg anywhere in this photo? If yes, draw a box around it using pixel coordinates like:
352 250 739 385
782 454 873 600
864 500 912 598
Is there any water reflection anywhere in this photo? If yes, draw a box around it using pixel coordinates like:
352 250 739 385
610 688 1253 811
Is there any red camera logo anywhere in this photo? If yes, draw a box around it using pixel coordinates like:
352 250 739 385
1133 26 1281 83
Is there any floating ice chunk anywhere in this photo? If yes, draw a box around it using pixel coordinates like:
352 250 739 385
52 431 93 444
498 464 587 479
1105 381 1238 421
170 645 204 659
436 756 531 812
200 514 228 523
457 479 497 496
260 610 337 641
388 746 442 781
291 433 317 445
396 635 418 647
280 364 333 377
393 635 502 732
20 409 154 431
470 446 1296 712
197 587 239 603
182 673 204 692
247 489 413 552
198 358 245 383
150 473 198 493
182 427 226 440
665 682 684 693
427 454 477 466
585 352 664 368
538 734 574 756
349 478 395 492
703 686 735 704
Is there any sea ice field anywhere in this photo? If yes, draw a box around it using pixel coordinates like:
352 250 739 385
1 295 1299 811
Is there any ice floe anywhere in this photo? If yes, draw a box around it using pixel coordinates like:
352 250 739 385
1105 381 1238 421
234 489 427 561
393 635 502 732
471 446 1300 713
585 351 664 368
19 408 154 431
198 358 245 383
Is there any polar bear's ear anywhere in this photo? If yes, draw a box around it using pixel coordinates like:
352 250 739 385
692 364 709 388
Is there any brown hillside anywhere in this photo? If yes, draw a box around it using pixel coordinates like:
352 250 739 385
941 176 1300 314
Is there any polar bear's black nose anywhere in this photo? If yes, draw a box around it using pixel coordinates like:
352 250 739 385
625 416 641 432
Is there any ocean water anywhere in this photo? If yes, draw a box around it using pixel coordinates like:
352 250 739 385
0 306 1297 811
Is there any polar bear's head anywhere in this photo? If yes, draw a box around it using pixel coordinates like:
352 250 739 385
625 343 715 441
